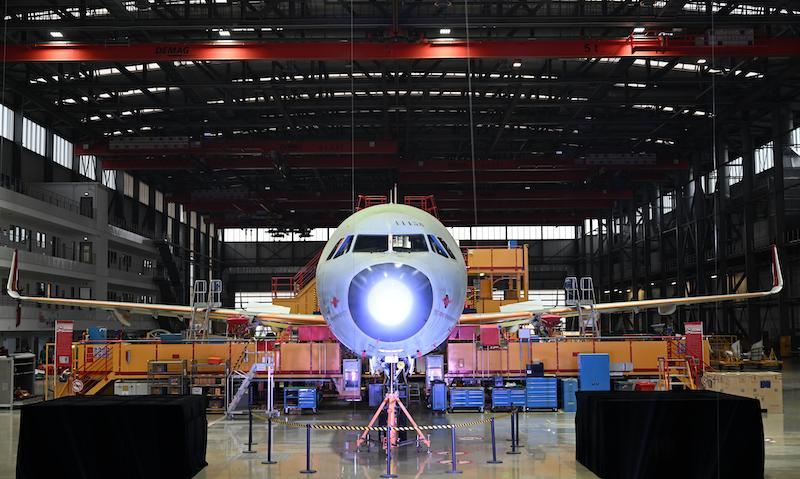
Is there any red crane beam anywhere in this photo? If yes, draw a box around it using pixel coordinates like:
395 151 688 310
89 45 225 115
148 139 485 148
100 156 687 172
7 37 800 63
80 139 397 156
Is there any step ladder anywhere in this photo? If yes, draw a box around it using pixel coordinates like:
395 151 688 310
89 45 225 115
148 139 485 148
658 358 697 391
188 279 222 339
226 362 263 417
564 276 600 336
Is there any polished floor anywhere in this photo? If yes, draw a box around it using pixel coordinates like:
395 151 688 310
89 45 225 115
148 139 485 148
3 364 800 478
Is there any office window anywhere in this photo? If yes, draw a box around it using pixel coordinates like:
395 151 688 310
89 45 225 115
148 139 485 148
583 219 600 236
727 157 743 185
790 126 800 157
471 226 506 240
235 292 274 308
0 104 13 140
139 181 150 205
754 141 774 174
541 226 576 240
79 155 97 180
35 231 47 248
293 228 329 242
167 202 176 218
123 173 134 197
52 134 73 168
223 228 259 242
507 226 542 240
101 169 116 189
529 289 563 308
22 117 46 155
447 227 471 241
154 190 164 212
661 192 675 214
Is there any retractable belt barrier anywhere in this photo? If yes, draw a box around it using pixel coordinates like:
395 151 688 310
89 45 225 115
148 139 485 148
273 412 511 432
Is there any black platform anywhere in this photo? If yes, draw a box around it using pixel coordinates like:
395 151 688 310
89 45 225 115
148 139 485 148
575 390 764 479
17 395 207 479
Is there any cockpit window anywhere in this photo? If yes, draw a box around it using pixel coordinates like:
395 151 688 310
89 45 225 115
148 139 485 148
331 235 354 259
392 234 429 253
326 238 343 260
352 235 388 253
437 236 457 259
427 235 451 259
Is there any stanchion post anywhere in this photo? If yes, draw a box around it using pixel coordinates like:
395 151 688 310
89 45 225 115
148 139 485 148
507 410 520 455
300 424 317 474
243 382 257 453
445 426 463 474
486 417 502 464
515 407 524 448
261 416 277 465
380 425 398 478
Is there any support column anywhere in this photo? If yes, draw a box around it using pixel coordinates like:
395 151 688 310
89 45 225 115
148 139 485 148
772 107 791 337
741 123 760 342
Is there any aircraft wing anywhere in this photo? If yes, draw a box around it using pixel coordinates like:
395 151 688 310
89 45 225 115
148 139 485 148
5 249 325 327
456 245 783 326
545 245 783 318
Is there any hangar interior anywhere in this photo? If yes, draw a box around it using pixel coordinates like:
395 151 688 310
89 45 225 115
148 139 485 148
1 1 800 478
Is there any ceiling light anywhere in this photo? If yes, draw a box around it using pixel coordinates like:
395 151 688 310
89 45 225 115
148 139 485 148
696 58 707 64
710 274 718 279
50 31 64 38
512 61 522 68
218 29 230 37
671 281 677 286
439 28 451 35
633 26 646 34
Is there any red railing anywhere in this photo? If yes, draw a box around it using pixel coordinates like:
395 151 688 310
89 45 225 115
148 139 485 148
272 249 323 298
461 245 526 273
355 195 388 210
404 195 439 218
72 342 115 394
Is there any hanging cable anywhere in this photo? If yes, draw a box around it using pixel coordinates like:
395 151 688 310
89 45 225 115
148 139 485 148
463 0 478 226
0 0 8 177
710 3 721 329
350 0 356 213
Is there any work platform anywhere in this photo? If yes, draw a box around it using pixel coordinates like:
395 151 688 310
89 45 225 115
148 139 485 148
48 334 712 402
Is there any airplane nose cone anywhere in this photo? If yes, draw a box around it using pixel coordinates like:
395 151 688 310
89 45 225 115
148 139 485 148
348 263 433 342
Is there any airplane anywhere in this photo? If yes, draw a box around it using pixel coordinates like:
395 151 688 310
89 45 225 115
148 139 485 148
4 203 784 363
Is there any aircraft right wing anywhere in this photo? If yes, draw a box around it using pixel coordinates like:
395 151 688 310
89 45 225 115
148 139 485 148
456 245 783 327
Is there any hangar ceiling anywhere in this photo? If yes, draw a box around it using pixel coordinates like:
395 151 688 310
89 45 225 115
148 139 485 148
3 0 800 228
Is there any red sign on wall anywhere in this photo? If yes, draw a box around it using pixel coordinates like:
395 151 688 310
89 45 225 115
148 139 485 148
55 320 73 372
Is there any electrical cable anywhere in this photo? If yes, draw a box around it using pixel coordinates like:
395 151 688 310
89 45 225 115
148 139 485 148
463 0 478 226
0 0 8 177
350 0 355 213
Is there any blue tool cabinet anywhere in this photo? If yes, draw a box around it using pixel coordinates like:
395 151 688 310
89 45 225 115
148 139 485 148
491 387 526 410
449 387 485 412
284 387 317 413
430 382 447 411
561 378 578 412
578 353 611 391
525 377 558 410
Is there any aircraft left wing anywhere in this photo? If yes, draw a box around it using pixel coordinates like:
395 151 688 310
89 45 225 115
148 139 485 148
5 249 325 327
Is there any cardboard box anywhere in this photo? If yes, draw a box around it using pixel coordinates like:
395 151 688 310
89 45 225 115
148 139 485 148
701 372 783 413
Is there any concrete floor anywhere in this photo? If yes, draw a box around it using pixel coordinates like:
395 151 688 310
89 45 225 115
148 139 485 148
2 363 800 478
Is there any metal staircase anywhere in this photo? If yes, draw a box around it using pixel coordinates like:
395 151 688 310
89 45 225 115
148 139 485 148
226 362 260 417
658 358 697 391
154 240 185 304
